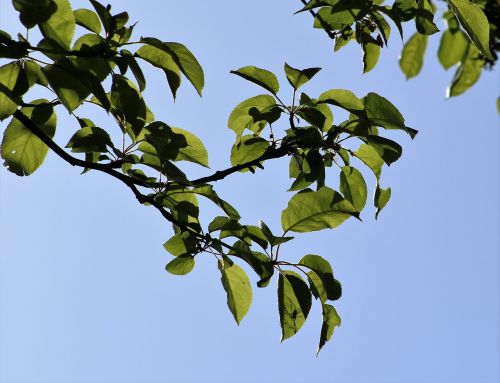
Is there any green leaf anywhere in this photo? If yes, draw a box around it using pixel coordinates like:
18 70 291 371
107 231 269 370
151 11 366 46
366 135 403 165
74 8 101 34
227 94 278 136
12 0 56 29
447 44 484 97
260 220 294 247
230 135 269 167
1 100 56 176
110 74 147 138
374 183 391 219
299 254 342 302
284 63 321 90
448 0 493 59
119 50 146 92
415 0 439 35
39 0 75 50
317 304 341 354
170 127 208 167
364 92 411 135
231 66 279 95
165 255 195 275
140 38 204 96
0 62 27 121
399 32 428 79
219 258 253 325
354 144 384 179
135 45 181 99
66 126 113 153
362 42 380 73
281 186 359 233
339 166 367 211
278 271 312 341
192 184 240 220
318 89 364 114
438 29 468 70
24 61 48 87
228 241 274 288
163 231 198 257
288 150 325 191
297 104 333 132
43 63 91 112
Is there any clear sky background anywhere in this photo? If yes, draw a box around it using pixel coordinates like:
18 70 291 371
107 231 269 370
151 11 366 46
0 1 499 382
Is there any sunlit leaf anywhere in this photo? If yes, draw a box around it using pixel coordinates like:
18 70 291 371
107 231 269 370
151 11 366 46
1 99 56 176
219 258 252 325
74 8 101 34
278 271 312 341
438 29 468 70
399 32 428 79
318 89 364 114
354 143 384 179
284 63 321 90
39 0 75 50
230 135 269 168
447 43 484 97
135 44 181 99
448 0 493 59
281 186 359 233
227 94 278 136
165 255 195 275
339 166 367 211
170 127 208 167
374 183 391 219
231 66 279 95
140 37 204 96
317 304 341 354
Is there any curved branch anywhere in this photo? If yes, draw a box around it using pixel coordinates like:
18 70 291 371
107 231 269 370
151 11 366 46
190 144 292 185
12 110 236 253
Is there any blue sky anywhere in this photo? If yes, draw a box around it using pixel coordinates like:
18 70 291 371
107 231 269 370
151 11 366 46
1 1 499 382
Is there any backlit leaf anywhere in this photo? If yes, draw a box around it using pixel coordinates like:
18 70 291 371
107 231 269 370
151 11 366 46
438 29 468 70
170 127 208 167
447 43 484 97
278 271 312 341
374 183 391 219
165 255 195 275
354 144 384 179
219 258 252 325
317 304 341 354
284 63 321 90
1 99 56 176
339 166 367 211
281 186 358 233
448 0 493 59
231 66 279 95
230 135 269 167
318 89 364 114
140 38 204 96
74 8 101 34
399 32 428 79
227 94 278 136
39 0 75 50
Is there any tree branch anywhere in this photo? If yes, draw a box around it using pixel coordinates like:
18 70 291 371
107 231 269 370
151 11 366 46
12 110 236 253
190 143 292 185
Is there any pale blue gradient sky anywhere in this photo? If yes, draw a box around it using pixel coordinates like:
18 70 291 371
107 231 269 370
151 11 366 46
1 1 499 383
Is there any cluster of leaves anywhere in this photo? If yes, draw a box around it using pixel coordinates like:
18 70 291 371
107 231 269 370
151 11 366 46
0 0 415 353
297 0 497 104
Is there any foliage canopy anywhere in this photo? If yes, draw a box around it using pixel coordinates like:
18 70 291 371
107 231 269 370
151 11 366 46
0 0 496 353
